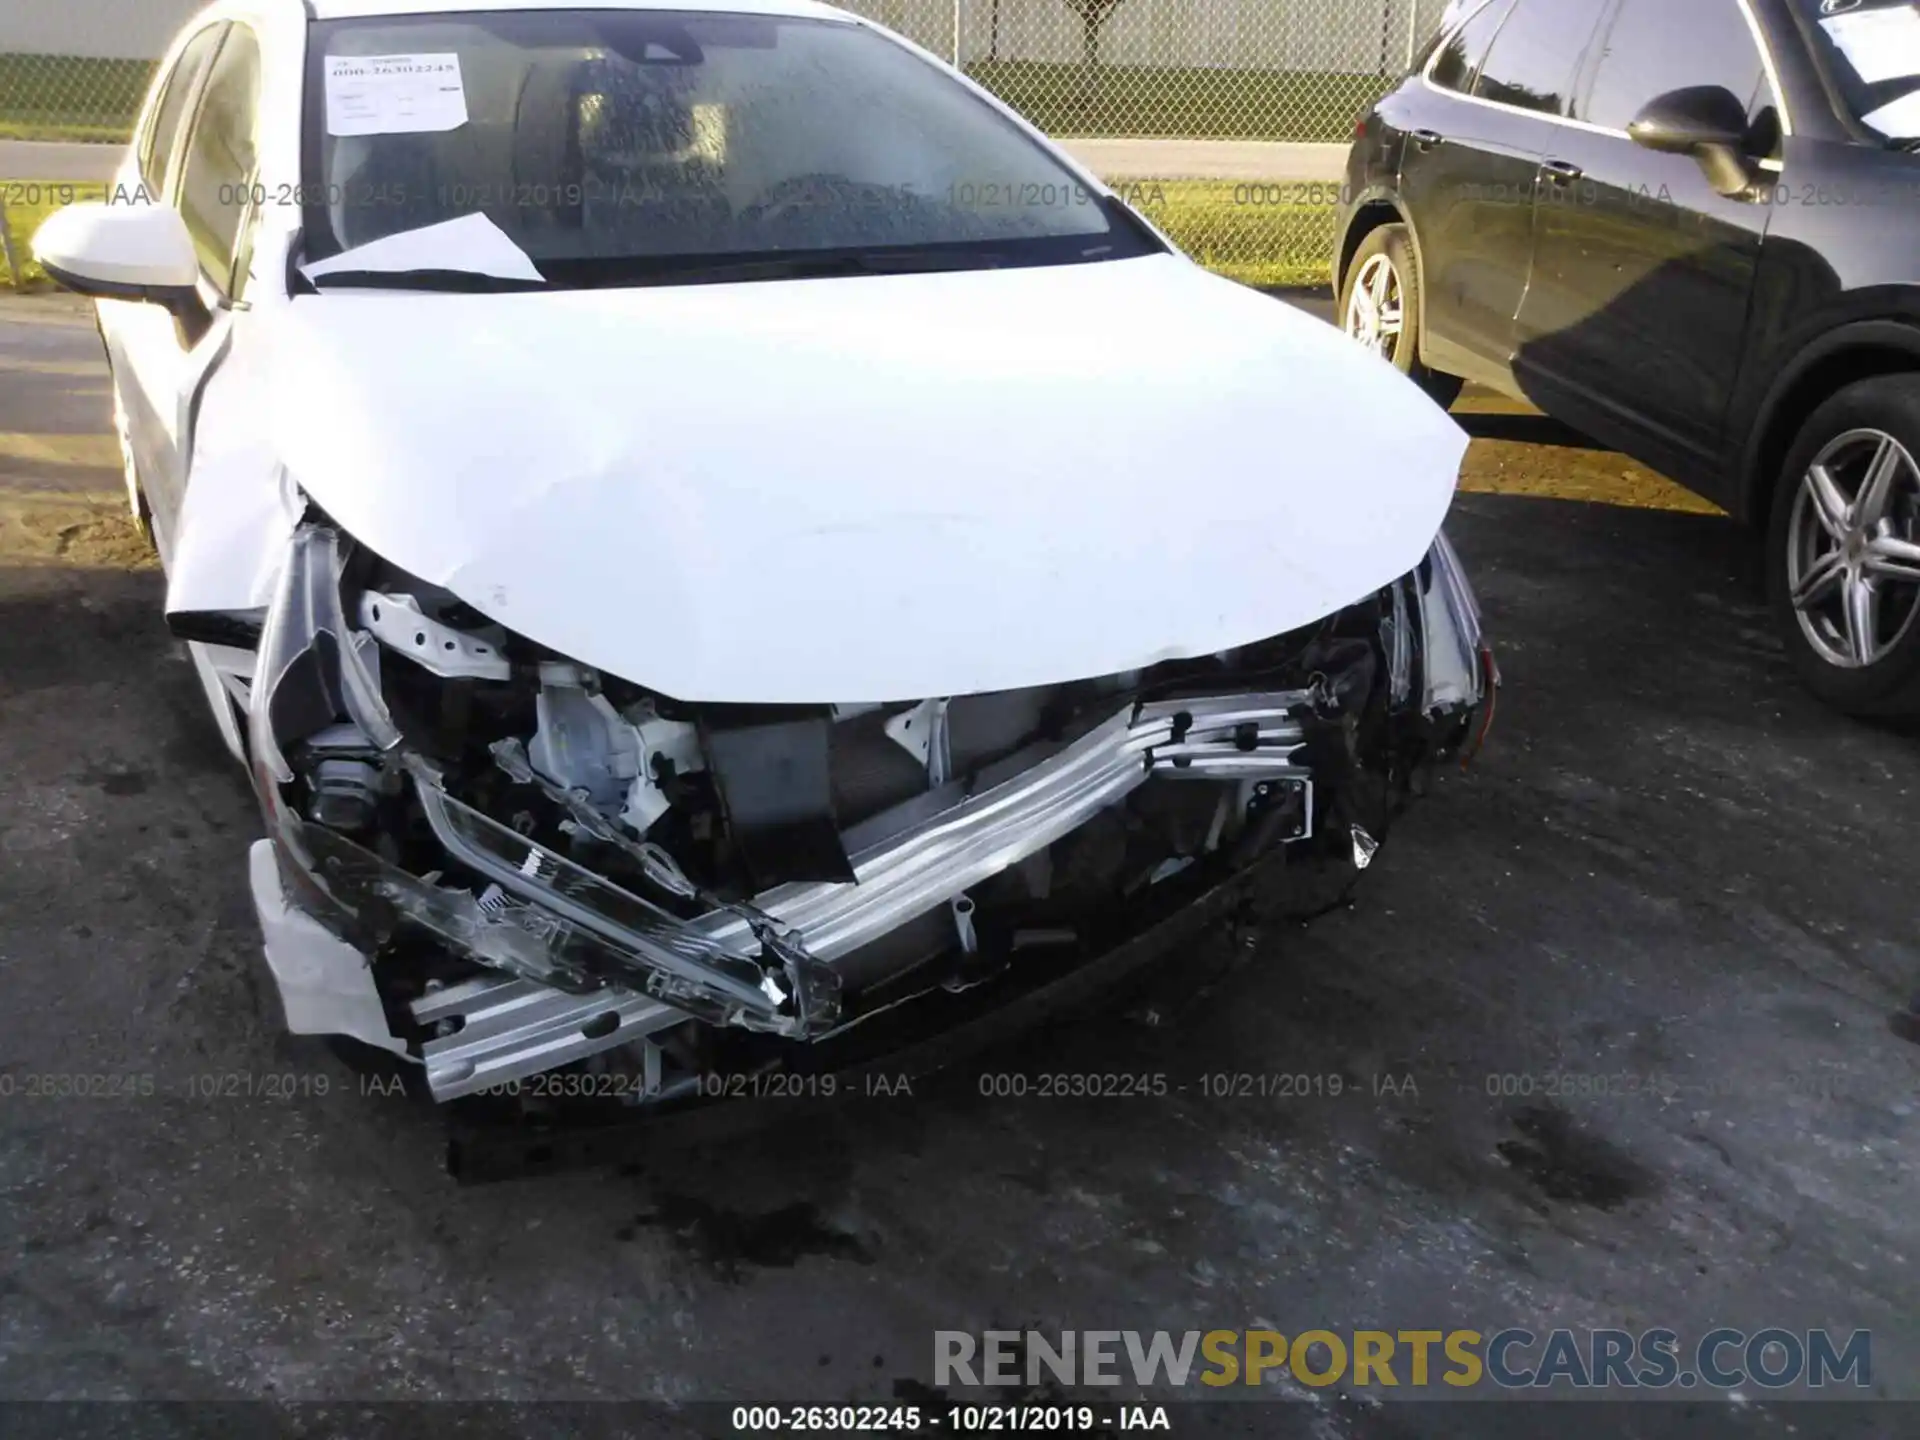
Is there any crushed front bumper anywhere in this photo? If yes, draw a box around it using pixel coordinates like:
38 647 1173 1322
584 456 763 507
405 688 1315 1099
439 835 1304 1182
246 523 1493 1107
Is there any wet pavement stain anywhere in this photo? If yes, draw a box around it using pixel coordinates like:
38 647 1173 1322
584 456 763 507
79 763 150 796
1496 1105 1656 1210
1889 994 1920 1047
619 1195 874 1281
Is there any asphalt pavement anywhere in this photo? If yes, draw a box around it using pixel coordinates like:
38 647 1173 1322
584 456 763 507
0 291 1916 1434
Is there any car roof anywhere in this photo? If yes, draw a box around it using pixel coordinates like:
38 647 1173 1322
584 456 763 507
307 0 853 20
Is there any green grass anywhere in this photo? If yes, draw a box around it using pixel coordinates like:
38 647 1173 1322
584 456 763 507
965 59 1387 141
1125 180 1337 288
0 179 1334 290
0 182 107 288
0 54 152 142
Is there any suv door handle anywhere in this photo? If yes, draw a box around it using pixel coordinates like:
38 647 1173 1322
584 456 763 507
1410 128 1443 151
1540 159 1584 185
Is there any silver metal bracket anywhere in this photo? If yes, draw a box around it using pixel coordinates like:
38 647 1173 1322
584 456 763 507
885 697 953 786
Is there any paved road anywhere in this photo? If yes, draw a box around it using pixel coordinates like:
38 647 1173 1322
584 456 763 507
0 295 1915 1432
0 141 124 186
0 295 141 571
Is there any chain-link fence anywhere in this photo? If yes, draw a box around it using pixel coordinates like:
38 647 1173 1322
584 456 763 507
3 0 1452 287
0 0 195 141
856 0 1450 139
839 0 1454 285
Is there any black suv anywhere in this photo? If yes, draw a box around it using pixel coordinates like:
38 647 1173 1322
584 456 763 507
1337 0 1920 715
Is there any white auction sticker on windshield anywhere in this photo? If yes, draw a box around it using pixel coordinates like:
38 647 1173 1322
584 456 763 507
1821 5 1920 86
325 54 467 136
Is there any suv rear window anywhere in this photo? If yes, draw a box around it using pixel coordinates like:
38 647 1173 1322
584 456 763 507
1429 0 1516 94
1473 0 1610 117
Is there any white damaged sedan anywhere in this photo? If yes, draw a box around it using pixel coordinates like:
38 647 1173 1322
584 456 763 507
35 0 1491 1131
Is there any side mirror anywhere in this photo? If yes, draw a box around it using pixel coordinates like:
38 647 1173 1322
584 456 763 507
1628 85 1758 198
1627 85 1749 153
31 201 201 310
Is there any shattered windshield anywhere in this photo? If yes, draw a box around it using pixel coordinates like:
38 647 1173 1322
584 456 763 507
300 9 1152 282
1797 0 1920 139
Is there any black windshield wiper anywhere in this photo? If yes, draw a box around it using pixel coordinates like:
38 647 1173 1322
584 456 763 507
302 268 550 294
587 249 1012 288
836 249 1011 274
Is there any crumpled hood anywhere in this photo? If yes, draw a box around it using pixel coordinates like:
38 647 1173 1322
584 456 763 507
270 253 1467 703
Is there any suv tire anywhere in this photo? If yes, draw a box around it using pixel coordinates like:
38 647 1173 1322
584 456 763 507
1767 374 1920 717
1339 224 1464 410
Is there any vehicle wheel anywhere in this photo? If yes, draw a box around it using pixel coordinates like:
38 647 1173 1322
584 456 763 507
1767 375 1920 717
1339 224 1464 410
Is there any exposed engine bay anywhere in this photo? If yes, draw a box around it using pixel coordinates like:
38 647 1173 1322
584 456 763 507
242 515 1493 1117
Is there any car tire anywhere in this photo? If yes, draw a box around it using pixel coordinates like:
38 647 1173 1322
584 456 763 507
1339 224 1464 410
1767 374 1920 717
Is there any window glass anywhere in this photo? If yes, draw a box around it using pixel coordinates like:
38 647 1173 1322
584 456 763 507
304 11 1156 280
177 27 262 294
1474 0 1611 115
1794 0 1920 141
1430 0 1517 93
1579 0 1769 133
142 24 226 194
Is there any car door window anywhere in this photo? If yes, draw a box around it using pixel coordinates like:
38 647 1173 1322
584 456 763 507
1576 0 1775 145
176 26 263 299
1805 0 1920 142
140 23 227 196
1473 0 1612 116
1429 0 1518 93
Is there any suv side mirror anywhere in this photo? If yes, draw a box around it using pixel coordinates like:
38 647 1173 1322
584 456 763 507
1628 85 1759 199
32 201 201 311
